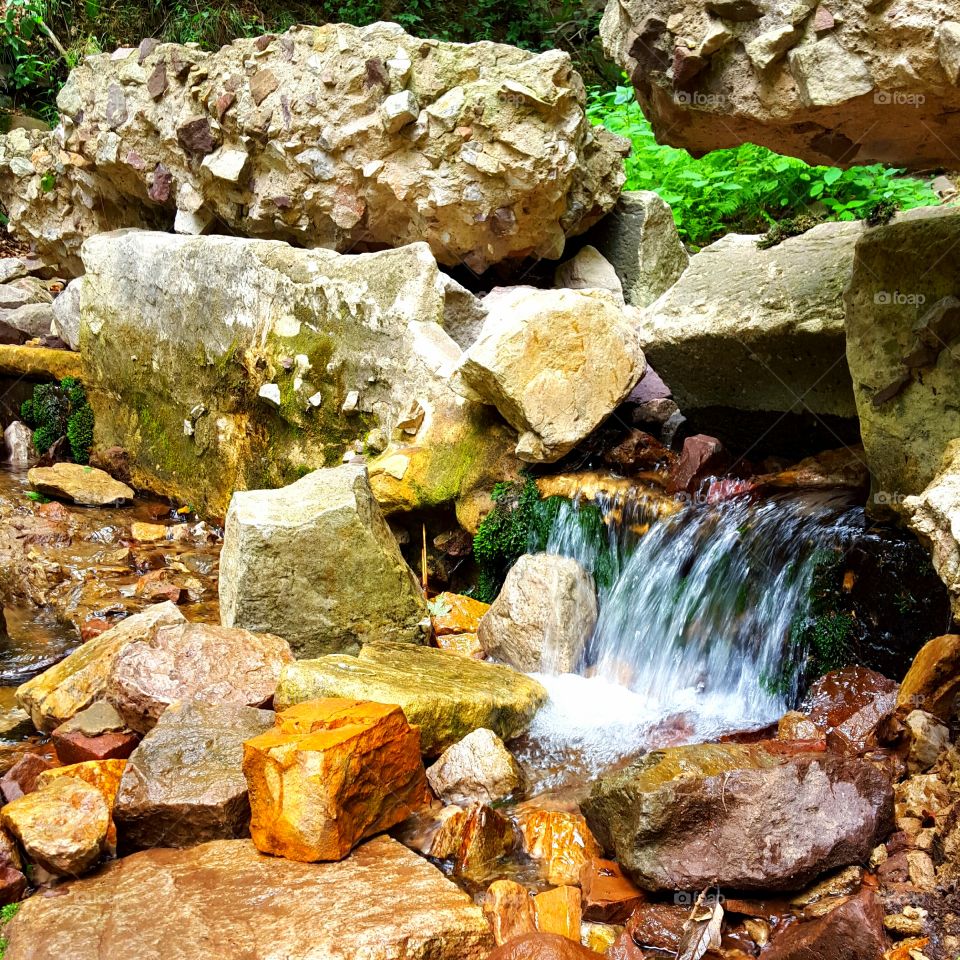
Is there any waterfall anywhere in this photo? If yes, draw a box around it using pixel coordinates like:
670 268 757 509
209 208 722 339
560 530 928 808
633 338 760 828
517 488 865 788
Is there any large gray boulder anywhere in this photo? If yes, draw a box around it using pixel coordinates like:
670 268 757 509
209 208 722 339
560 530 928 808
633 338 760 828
457 287 646 462
843 207 960 506
114 701 274 849
478 553 598 673
638 220 861 417
79 230 518 519
601 0 960 169
1 23 625 276
586 192 689 307
219 464 428 658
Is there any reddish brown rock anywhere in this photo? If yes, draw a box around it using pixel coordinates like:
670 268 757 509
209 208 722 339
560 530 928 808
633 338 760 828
760 888 886 960
454 803 516 882
0 865 26 907
52 728 139 765
580 858 646 923
669 434 728 494
624 902 687 952
804 666 898 752
484 879 537 946
0 753 54 804
244 698 426 862
487 933 602 960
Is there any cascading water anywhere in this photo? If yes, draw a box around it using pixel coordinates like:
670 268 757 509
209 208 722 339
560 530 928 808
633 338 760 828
518 487 866 788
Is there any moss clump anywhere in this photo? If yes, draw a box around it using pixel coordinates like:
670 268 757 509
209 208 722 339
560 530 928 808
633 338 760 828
756 214 823 250
865 199 899 227
20 377 95 463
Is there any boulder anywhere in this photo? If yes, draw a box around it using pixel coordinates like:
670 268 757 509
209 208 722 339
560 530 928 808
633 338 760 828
274 640 548 754
243 698 426 862
638 220 860 418
601 0 960 169
904 439 960 620
896 634 960 722
4 302 53 339
581 743 893 891
585 191 689 307
3 422 32 466
51 277 82 350
2 836 494 960
114 702 273 849
484 879 537 946
1 776 110 876
104 621 292 733
514 804 602 885
760 888 886 960
80 230 515 519
487 933 599 960
553 245 624 301
42 23 619 269
844 208 960 505
431 592 490 636
27 463 134 507
457 287 645 462
478 553 598 673
426 727 524 805
16 602 186 733
803 666 898 753
219 464 427 657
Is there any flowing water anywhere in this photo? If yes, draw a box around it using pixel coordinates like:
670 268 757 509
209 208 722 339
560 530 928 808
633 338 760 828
518 488 866 789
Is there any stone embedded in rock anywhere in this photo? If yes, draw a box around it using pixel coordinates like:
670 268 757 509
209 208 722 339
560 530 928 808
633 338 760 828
1 776 110 876
115 701 274 850
602 0 960 168
16 602 186 733
638 220 860 418
219 464 427 658
27 463 135 507
243 698 426 862
2 836 494 960
581 743 893 891
844 208 960 503
104 621 293 733
585 191 689 308
431 592 490 636
553 245 624 302
2 24 624 276
478 553 598 674
896 634 960 722
426 728 524 805
458 286 645 462
904 439 960 621
274 640 547 754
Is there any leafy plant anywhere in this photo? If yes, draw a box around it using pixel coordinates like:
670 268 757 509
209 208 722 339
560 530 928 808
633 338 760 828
587 83 939 249
0 901 20 959
21 376 95 462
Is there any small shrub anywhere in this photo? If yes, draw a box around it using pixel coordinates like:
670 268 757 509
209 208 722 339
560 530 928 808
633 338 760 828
0 901 20 958
21 376 94 462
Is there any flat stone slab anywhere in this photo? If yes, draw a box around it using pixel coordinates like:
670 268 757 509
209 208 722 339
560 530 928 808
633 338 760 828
3 836 494 960
274 640 548 754
28 463 135 507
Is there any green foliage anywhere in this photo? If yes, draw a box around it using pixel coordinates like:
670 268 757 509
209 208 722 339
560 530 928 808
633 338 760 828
0 902 20 959
20 376 95 462
587 84 939 250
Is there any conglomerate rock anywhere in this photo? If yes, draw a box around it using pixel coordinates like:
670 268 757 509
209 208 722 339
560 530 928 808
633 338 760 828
0 22 626 276
601 0 960 169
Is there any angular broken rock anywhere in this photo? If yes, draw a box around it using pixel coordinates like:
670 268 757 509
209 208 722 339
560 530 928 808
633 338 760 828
895 633 960 722
458 287 645 462
426 727 524 805
115 701 274 849
2 836 494 960
3 23 624 276
243 698 426 861
580 858 646 923
1 776 110 876
553 245 624 302
513 803 602 885
484 879 537 946
581 742 893 891
104 621 293 733
478 553 598 674
274 640 548 754
220 464 427 658
27 463 135 507
16 602 186 733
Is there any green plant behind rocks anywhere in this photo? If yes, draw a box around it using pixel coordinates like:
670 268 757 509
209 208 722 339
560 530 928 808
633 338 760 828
21 375 95 463
0 901 20 959
587 83 939 250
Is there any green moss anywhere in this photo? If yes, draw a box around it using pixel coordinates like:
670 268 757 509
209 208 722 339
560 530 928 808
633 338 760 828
21 377 94 461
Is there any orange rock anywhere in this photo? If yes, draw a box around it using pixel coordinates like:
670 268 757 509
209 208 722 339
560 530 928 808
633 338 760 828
533 885 582 941
432 593 490 636
884 938 930 960
515 806 602 885
484 879 537 946
897 634 960 721
36 759 126 811
243 698 427 862
580 858 645 923
435 632 485 659
454 804 516 881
